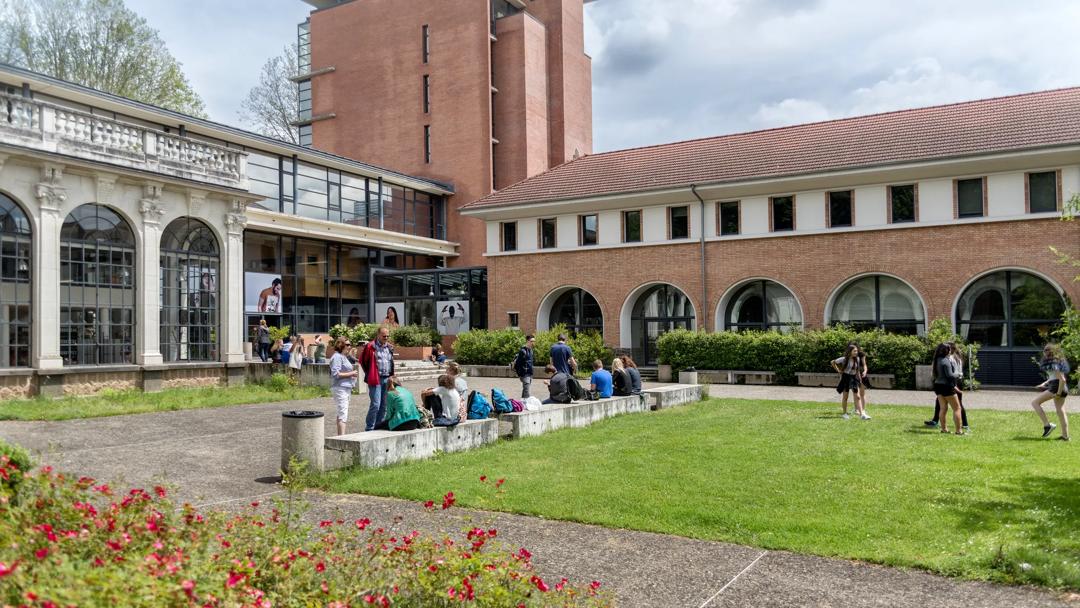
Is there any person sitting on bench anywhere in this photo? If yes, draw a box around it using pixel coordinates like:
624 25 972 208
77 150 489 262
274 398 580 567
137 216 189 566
375 377 422 432
422 374 461 426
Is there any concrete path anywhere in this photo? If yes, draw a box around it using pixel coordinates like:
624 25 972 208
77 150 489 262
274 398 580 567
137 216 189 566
0 386 1072 607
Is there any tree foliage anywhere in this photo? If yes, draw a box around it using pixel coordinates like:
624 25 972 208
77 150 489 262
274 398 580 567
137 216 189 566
238 44 299 143
0 0 206 116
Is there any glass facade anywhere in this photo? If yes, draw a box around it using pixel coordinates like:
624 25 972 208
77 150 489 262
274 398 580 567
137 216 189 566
725 280 802 332
631 284 695 365
549 289 603 336
829 275 925 335
60 204 136 365
160 218 219 362
0 194 31 368
373 266 488 335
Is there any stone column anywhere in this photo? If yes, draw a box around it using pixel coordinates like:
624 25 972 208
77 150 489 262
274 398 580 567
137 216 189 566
33 163 66 370
137 182 165 366
222 200 248 364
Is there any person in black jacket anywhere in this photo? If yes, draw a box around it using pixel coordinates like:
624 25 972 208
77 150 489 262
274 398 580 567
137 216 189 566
620 355 643 394
513 334 535 398
612 357 633 397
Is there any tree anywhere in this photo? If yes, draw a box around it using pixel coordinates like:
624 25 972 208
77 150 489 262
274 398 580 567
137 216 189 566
238 45 299 144
0 0 206 117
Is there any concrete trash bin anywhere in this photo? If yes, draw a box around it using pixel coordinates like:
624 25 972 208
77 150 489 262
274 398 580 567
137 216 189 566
281 410 325 474
678 370 698 385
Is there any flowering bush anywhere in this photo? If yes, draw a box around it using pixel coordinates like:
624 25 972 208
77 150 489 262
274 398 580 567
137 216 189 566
0 458 611 607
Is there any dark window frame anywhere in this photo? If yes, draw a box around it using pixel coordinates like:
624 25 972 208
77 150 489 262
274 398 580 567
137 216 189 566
1026 170 1061 214
954 177 987 219
539 217 557 249
0 193 31 368
622 209 642 243
422 74 430 114
887 184 918 224
717 201 740 236
826 190 853 228
579 214 598 246
160 218 220 363
422 24 430 63
668 205 690 240
770 195 796 232
501 221 517 252
423 125 431 164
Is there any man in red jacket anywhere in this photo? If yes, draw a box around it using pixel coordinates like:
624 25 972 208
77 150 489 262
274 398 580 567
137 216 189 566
361 326 395 431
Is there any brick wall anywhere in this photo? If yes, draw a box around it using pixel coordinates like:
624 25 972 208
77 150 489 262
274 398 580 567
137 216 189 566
161 367 226 390
62 371 140 397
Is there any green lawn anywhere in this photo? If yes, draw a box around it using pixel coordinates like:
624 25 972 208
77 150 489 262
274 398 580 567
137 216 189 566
0 384 327 421
319 398 1080 590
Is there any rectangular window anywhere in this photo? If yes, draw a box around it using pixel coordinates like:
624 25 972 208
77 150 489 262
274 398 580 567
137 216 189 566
539 218 557 249
623 210 641 243
422 24 430 63
718 201 740 235
956 178 985 218
422 75 430 113
827 190 853 228
889 184 916 223
770 196 795 232
580 214 598 246
298 124 312 148
423 125 431 164
1028 171 1059 213
669 206 689 239
501 221 517 252
298 79 312 121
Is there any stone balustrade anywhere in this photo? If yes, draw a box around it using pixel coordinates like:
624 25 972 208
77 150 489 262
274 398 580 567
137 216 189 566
0 93 247 189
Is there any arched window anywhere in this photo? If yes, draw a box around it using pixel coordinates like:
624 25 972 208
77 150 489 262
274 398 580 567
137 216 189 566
161 218 220 362
550 288 603 336
630 284 695 365
0 194 31 368
60 204 136 365
957 270 1067 385
829 275 925 335
724 280 802 332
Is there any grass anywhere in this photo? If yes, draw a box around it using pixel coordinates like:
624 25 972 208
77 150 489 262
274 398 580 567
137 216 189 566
0 384 328 421
318 398 1080 590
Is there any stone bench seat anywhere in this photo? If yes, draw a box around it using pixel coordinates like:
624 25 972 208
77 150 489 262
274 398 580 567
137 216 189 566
324 418 499 469
644 384 703 410
497 394 651 439
796 372 896 389
699 370 777 385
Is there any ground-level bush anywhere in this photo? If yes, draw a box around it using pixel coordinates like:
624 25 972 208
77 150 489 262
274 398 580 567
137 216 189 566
657 322 972 389
453 325 612 369
0 459 611 607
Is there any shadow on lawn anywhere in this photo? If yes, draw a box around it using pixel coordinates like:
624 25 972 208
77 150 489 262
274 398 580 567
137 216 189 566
948 475 1080 589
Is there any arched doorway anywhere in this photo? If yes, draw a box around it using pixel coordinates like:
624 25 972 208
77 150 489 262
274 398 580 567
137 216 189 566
628 284 695 365
0 193 31 368
161 218 220 362
539 287 603 337
721 279 802 332
956 270 1067 385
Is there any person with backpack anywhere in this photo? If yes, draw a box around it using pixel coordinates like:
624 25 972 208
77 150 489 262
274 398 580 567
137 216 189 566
513 335 535 398
549 333 577 376
542 364 572 404
612 357 633 397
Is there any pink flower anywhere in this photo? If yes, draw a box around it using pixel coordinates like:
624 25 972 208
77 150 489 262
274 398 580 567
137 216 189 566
441 491 455 510
591 580 602 590
355 518 370 530
225 572 244 588
181 579 196 598
315 562 325 573
0 561 16 577
34 548 48 560
154 486 167 498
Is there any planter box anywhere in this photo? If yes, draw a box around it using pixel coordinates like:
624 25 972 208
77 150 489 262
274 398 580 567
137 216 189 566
678 370 698 385
698 370 777 385
394 346 433 361
658 364 673 382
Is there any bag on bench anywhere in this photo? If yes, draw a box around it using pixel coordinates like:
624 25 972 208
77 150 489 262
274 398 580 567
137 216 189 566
491 388 514 413
467 390 493 419
566 376 586 401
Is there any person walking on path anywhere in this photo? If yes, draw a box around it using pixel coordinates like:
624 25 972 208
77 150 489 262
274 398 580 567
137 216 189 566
549 333 577 376
831 344 863 419
513 335 535 398
361 326 395 431
932 343 965 435
1032 343 1071 441
329 336 359 436
925 342 970 430
255 319 271 363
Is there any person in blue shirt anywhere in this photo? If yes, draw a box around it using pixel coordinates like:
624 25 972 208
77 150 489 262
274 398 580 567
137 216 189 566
589 359 613 398
549 333 577 376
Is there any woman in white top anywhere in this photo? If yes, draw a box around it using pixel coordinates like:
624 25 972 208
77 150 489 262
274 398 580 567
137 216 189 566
422 374 461 424
329 337 359 436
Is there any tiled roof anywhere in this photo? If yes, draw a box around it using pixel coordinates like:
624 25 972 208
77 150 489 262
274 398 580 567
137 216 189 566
465 87 1080 210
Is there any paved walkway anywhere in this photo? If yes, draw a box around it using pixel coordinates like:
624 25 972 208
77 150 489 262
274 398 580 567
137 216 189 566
0 385 1072 607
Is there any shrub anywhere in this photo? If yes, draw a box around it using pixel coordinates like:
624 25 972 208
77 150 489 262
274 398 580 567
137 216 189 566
453 328 525 365
0 464 611 607
266 372 291 392
391 324 441 347
1054 307 1080 389
268 325 291 342
0 439 30 498
329 323 380 345
532 325 612 369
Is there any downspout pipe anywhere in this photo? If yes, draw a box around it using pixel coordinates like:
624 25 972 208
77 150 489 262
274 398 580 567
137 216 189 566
690 184 708 332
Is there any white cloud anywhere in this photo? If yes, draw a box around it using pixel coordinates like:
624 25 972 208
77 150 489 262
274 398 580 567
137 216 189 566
751 98 831 128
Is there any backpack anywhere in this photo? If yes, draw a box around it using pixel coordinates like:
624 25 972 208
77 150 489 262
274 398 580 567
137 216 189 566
566 376 585 401
509 398 524 412
467 390 493 420
491 387 514 413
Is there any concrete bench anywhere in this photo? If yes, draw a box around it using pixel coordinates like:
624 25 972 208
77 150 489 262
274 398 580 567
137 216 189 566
700 370 777 385
323 418 499 470
498 394 650 439
796 372 895 389
644 384 703 410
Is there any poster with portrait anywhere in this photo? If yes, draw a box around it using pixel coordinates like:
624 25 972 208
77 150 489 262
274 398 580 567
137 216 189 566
436 300 469 335
375 302 405 328
186 267 218 309
245 272 283 314
341 304 366 327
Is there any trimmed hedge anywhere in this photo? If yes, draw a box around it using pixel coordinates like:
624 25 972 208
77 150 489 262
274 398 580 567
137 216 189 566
453 325 612 368
657 322 973 389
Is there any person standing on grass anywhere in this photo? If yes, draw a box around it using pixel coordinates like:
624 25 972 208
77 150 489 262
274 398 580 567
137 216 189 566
620 355 643 395
256 319 271 362
932 343 964 434
925 342 970 430
855 345 871 420
329 336 359 436
513 335 535 398
550 333 577 376
1032 343 1070 441
361 326 395 431
831 344 862 419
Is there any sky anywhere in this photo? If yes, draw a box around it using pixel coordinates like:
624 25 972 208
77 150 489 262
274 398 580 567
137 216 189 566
129 0 1080 153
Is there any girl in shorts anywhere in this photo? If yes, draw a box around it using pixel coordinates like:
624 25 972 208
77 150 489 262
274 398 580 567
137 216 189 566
831 344 862 419
932 343 964 434
1032 343 1070 441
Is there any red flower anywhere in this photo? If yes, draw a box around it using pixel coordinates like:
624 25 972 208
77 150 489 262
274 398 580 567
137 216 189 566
0 561 16 577
479 475 487 482
154 486 167 498
34 548 48 560
423 500 434 510
441 491 455 510
590 580 602 590
319 520 334 528
531 575 550 592
250 501 260 508
315 562 325 573
355 518 370 530
495 478 506 487
181 579 196 598
225 572 244 588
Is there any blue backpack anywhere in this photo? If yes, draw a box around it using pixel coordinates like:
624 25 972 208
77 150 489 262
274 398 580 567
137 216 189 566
467 391 493 420
490 388 514 413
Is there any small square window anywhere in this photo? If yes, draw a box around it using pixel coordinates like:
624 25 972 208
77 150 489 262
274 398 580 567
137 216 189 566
828 190 852 228
956 178 984 218
889 185 916 223
580 214 597 246
508 312 519 328
623 210 641 243
540 218 557 249
1028 171 1058 213
771 196 794 232
669 206 689 239
719 202 739 235
501 221 517 251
